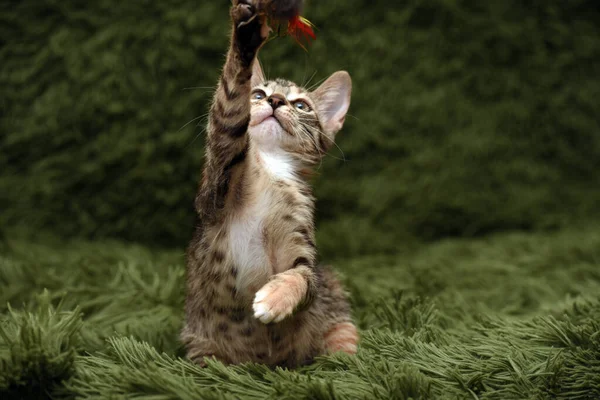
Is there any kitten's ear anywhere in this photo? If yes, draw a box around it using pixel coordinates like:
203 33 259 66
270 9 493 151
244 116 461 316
312 71 352 135
251 59 266 87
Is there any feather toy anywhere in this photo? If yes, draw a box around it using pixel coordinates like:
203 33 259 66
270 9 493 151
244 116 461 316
257 0 316 49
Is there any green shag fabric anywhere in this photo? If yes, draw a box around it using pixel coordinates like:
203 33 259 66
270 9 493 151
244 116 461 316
2 0 600 398
1 226 600 399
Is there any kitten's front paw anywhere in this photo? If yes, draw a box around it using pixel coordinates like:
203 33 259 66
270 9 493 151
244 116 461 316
252 274 305 324
231 0 256 28
231 0 268 59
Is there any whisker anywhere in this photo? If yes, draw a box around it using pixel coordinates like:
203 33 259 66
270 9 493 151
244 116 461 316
185 125 208 148
183 112 211 148
301 58 307 88
297 122 323 157
297 118 346 162
295 123 324 171
345 112 359 121
303 70 318 89
182 86 215 92
296 119 346 163
179 113 209 132
316 110 360 122
306 76 328 92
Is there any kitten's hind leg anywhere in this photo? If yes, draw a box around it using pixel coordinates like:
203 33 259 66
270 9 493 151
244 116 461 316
324 321 359 355
181 332 225 367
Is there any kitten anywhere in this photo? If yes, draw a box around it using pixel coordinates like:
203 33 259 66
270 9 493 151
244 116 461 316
181 0 358 368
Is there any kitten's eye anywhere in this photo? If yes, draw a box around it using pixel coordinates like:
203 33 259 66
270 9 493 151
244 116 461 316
293 100 310 111
252 90 266 100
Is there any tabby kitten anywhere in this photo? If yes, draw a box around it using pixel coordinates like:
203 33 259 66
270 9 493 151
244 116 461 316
182 0 358 368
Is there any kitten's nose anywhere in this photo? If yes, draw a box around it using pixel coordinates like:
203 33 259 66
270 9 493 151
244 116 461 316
267 94 285 110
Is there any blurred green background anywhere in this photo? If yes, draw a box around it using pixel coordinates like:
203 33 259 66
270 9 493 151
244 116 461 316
1 0 599 256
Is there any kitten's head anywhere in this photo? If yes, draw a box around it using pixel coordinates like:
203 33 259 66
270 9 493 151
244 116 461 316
248 61 351 166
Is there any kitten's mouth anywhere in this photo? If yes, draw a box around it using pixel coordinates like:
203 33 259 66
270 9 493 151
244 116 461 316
251 113 280 127
266 113 286 127
252 113 293 136
259 115 290 133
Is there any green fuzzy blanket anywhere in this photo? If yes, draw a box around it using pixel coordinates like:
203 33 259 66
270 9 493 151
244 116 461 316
1 226 599 399
2 3 600 396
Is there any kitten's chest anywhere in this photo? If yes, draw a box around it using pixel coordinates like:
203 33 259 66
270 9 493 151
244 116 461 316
227 191 273 289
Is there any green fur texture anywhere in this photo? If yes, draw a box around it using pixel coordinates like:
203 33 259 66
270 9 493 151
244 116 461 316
1 227 599 398
1 0 600 398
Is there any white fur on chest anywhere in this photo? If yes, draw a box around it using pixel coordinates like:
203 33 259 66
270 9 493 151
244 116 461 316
227 149 297 292
228 190 272 291
258 149 296 182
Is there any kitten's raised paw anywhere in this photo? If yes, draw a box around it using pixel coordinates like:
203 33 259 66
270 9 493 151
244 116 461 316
231 0 257 28
231 0 268 58
252 273 307 324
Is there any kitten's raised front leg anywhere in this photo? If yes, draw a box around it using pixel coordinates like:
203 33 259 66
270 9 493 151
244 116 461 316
196 0 267 222
253 210 319 323
252 265 317 323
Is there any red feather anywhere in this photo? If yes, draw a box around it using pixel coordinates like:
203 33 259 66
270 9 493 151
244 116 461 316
287 15 316 49
259 0 316 50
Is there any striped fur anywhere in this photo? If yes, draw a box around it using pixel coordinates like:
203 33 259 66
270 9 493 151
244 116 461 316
183 0 357 368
